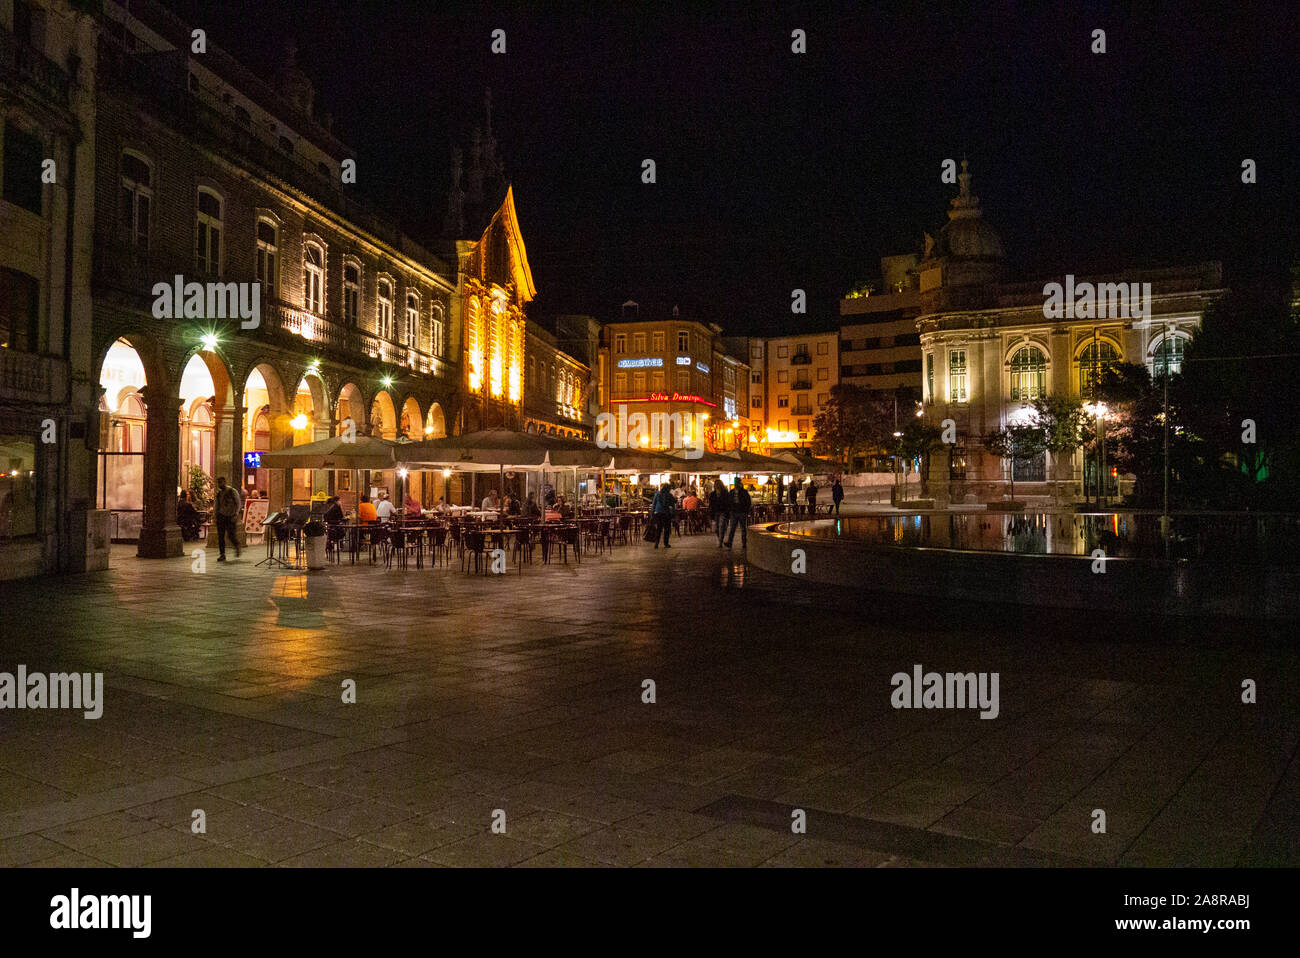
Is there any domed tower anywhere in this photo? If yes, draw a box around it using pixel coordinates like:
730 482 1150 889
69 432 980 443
924 159 1008 292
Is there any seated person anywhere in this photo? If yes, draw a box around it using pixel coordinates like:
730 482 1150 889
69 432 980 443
523 493 542 519
404 493 423 518
505 494 521 516
556 495 574 519
323 496 345 524
357 494 378 524
682 491 700 511
176 492 203 541
481 489 501 512
375 492 395 521
434 497 451 514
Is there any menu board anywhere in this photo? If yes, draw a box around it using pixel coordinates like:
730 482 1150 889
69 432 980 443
243 498 270 535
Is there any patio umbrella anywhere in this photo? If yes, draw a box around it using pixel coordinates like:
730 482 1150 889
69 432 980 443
773 450 841 474
257 435 400 520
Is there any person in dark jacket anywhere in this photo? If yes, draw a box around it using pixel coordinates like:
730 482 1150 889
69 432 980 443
176 491 202 541
725 477 752 549
831 478 844 515
651 482 676 548
708 478 731 546
804 478 819 516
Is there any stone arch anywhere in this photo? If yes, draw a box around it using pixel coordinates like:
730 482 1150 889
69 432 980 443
336 382 368 436
370 390 397 439
399 396 423 439
425 402 447 439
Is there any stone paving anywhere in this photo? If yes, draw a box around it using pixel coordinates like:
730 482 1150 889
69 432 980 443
0 528 1297 867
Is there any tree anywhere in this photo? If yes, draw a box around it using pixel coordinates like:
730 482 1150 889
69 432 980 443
811 384 892 469
892 420 944 500
1027 395 1091 479
983 423 1047 504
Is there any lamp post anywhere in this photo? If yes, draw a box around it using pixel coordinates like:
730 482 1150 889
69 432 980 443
1160 324 1172 556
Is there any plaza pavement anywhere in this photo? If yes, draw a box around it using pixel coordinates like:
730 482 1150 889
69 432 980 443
0 526 1297 868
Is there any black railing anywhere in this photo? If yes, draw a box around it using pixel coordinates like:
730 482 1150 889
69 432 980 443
0 24 70 107
790 352 812 365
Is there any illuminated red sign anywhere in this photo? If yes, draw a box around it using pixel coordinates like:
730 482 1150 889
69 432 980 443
613 394 718 407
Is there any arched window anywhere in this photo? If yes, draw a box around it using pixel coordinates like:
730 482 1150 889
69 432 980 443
255 218 278 295
405 292 419 348
1151 333 1187 378
1077 340 1119 395
431 303 445 358
1008 345 1047 401
303 242 325 314
377 279 393 339
342 260 360 325
120 151 152 248
195 187 222 276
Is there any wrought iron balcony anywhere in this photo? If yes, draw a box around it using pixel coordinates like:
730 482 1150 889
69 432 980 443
791 378 812 390
0 24 70 108
789 352 812 365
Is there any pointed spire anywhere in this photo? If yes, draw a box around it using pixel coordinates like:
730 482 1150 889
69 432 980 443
948 157 981 219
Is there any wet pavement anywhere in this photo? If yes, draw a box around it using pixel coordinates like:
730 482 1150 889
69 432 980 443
0 528 1296 867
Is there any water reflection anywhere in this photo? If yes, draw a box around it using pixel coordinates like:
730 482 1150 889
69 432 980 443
790 512 1300 564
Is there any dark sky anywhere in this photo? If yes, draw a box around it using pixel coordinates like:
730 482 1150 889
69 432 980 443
175 0 1299 335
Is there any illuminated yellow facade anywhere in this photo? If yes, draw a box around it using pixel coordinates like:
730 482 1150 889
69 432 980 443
456 185 535 429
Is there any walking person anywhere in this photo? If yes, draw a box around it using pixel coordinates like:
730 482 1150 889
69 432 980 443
788 478 801 518
725 477 752 549
831 477 844 515
805 478 819 517
708 478 731 546
213 476 241 561
651 482 676 549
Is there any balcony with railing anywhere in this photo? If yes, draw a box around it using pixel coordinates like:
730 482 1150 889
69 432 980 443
790 352 812 365
792 378 813 390
0 348 54 402
0 23 70 109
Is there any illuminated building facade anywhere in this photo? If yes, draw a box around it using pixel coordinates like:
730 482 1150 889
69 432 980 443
915 163 1225 505
0 0 100 579
523 317 596 439
731 330 839 452
839 253 924 400
596 303 750 452
88 0 458 559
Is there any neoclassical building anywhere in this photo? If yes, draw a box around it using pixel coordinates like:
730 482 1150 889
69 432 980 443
916 162 1226 505
90 0 459 558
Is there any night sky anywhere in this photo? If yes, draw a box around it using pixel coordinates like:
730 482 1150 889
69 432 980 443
174 0 1299 335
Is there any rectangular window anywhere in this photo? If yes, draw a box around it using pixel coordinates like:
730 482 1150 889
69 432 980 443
817 393 828 406
652 331 664 351
778 419 788 432
950 443 968 481
2 122 43 215
777 370 788 383
777 345 788 358
195 190 222 277
614 372 627 393
677 330 689 352
342 264 359 324
614 334 626 354
777 396 789 408
817 367 829 380
676 370 689 393
752 372 761 384
650 370 664 391
751 397 762 408
632 371 646 392
817 341 828 355
0 435 37 537
256 221 278 296
926 353 935 401
797 419 809 433
949 349 968 402
0 267 39 352
633 332 646 352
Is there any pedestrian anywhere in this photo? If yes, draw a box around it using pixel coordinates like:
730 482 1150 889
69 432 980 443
832 477 844 515
788 478 801 518
805 478 819 517
651 482 676 548
774 474 784 512
213 476 241 561
725 476 751 549
708 478 731 546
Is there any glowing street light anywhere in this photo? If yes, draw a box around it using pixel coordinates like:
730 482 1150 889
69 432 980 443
200 333 218 352
290 413 309 431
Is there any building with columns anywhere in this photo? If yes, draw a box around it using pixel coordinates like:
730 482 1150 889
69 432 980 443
915 162 1226 505
89 0 458 560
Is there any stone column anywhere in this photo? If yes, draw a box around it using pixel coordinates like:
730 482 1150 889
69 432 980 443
136 384 183 558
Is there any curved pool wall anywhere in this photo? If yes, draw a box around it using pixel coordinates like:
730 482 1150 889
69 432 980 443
747 520 1300 621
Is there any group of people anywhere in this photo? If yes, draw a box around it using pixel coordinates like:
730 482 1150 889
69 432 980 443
479 487 571 519
646 477 754 549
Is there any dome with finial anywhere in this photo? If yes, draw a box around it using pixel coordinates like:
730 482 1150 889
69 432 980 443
933 159 1005 262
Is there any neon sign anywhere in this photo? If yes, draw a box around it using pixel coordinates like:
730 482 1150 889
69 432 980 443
695 362 710 374
617 357 663 369
675 356 691 365
243 452 262 468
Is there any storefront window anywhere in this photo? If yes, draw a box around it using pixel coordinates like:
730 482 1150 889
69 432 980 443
0 436 37 538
